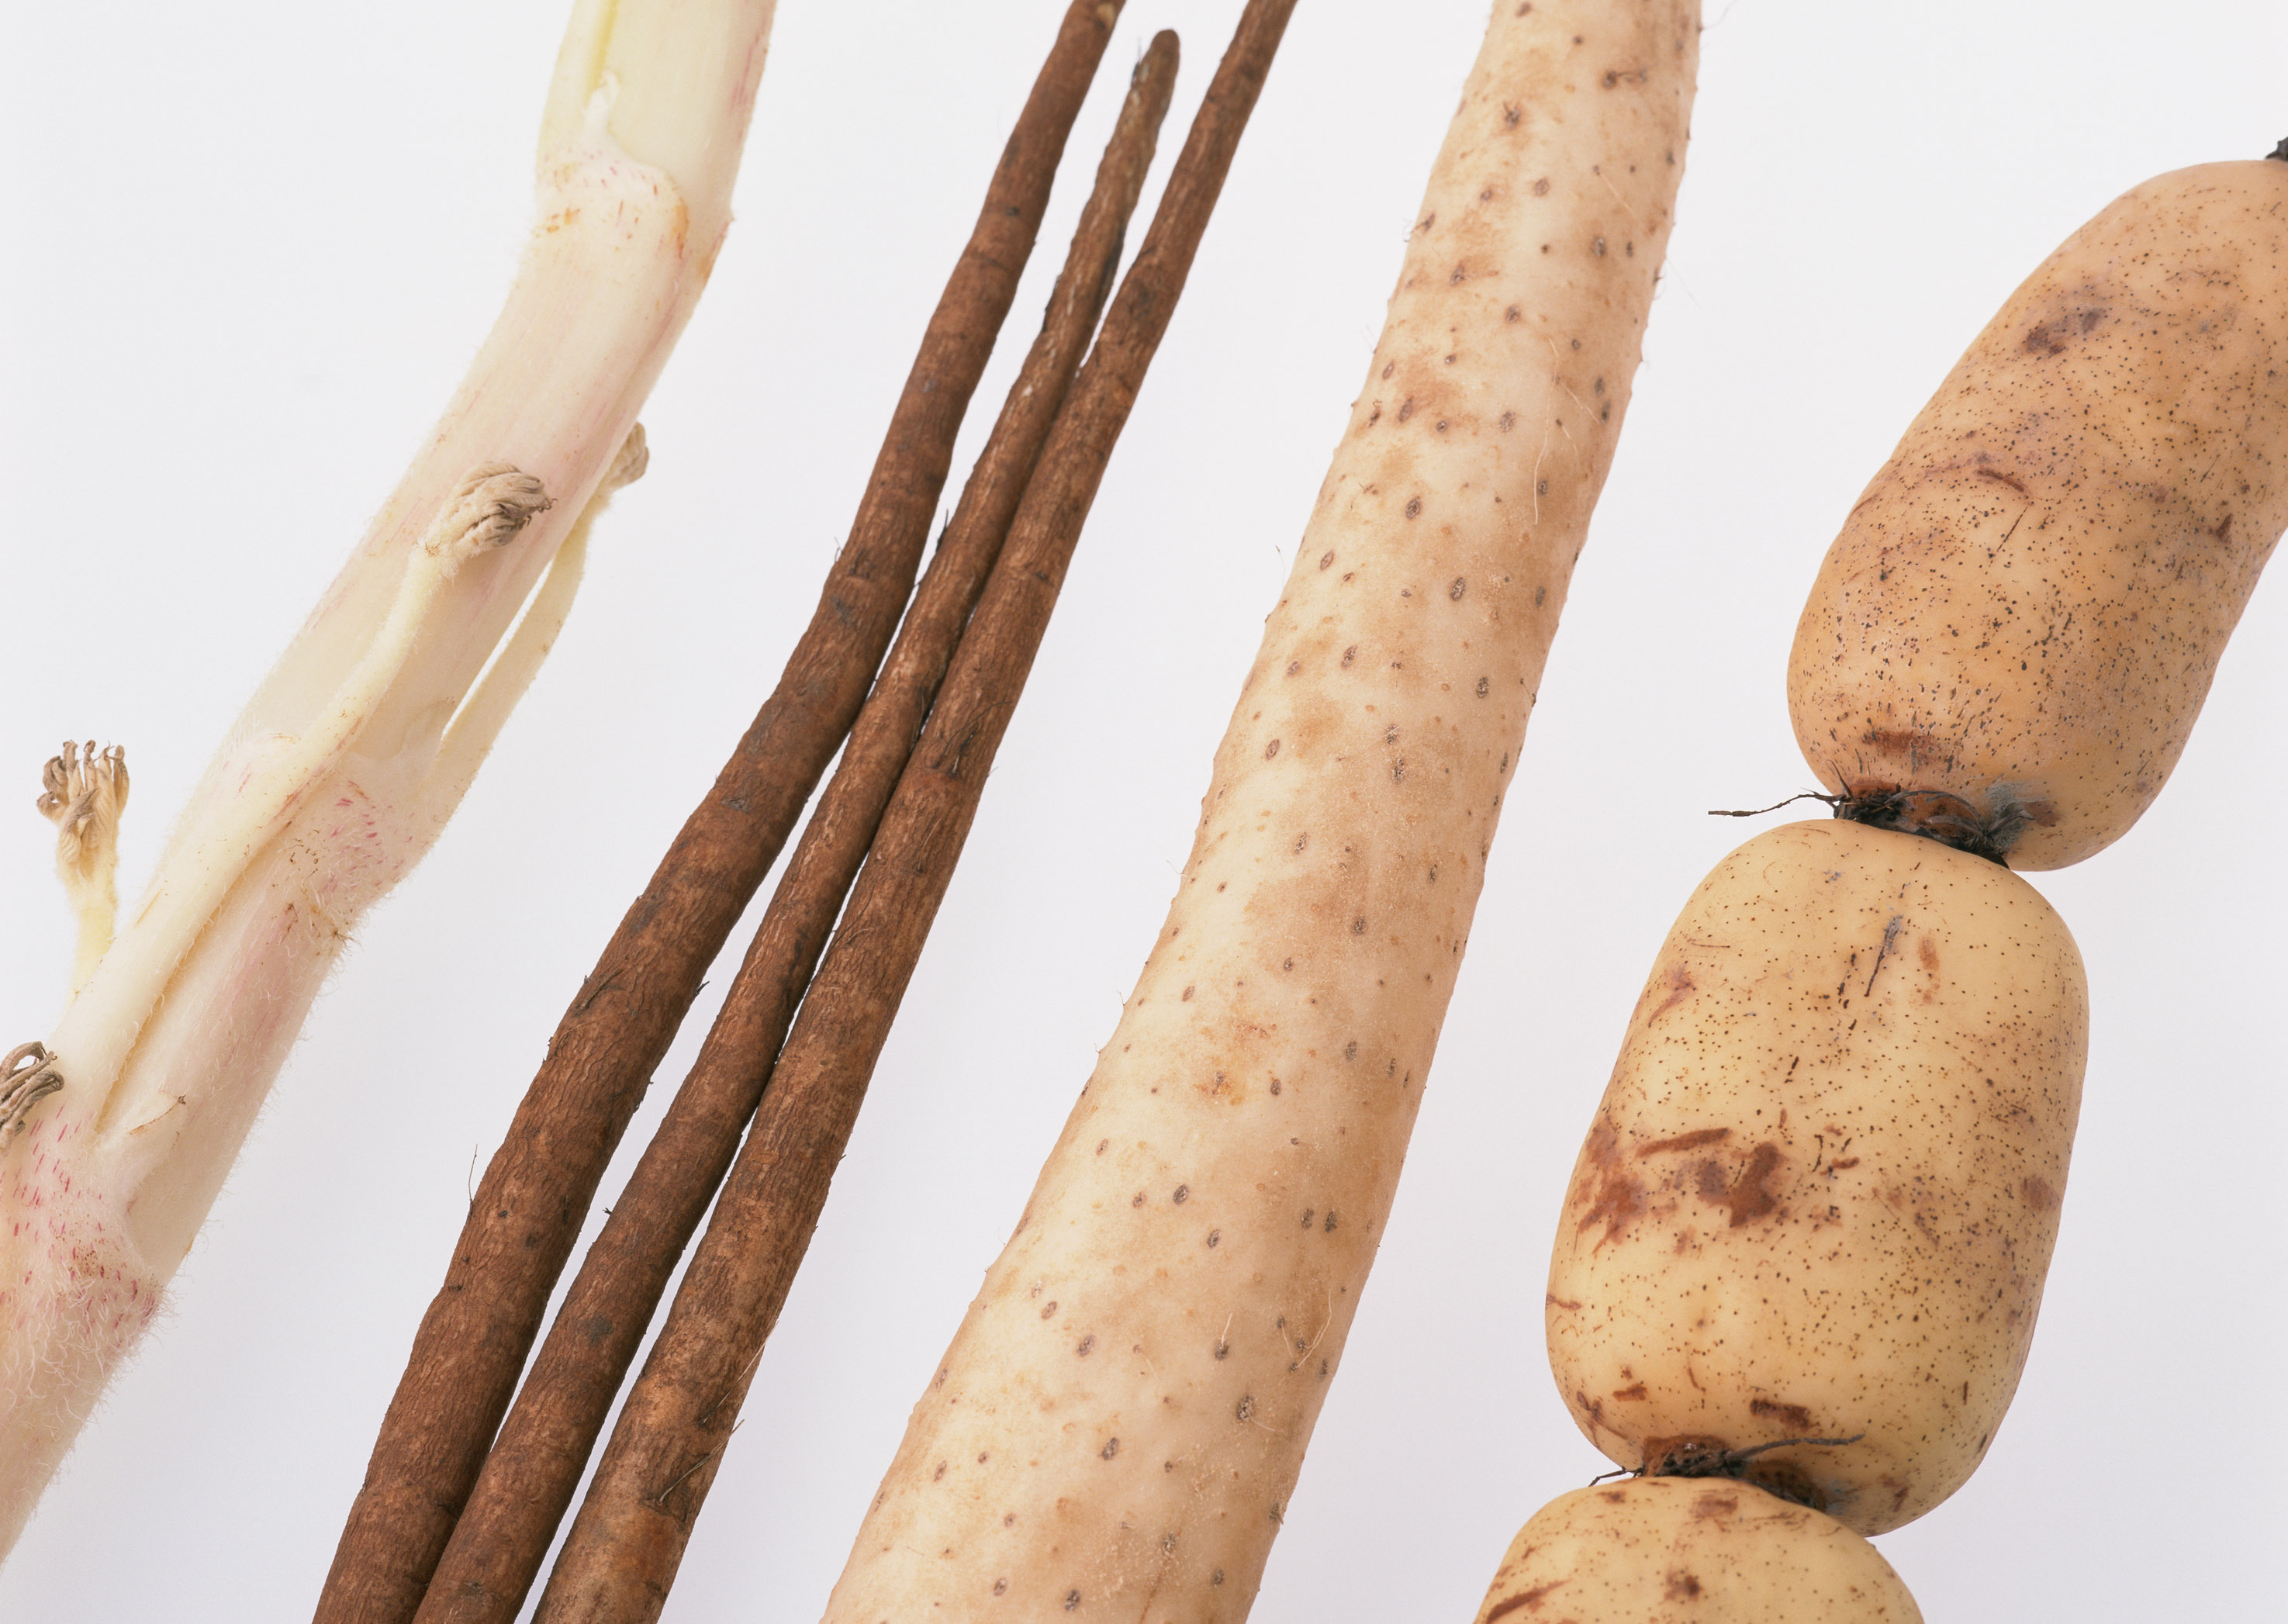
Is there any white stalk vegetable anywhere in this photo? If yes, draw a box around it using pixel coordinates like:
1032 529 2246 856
0 0 776 1551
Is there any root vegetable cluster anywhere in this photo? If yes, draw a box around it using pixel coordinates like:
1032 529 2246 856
1470 151 2288 1620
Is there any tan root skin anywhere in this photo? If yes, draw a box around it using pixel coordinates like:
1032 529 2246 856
825 2 1698 1617
1472 1477 1923 1623
1546 821 2086 1536
1788 159 2288 869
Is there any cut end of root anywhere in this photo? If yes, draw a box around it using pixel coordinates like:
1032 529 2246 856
420 465 555 568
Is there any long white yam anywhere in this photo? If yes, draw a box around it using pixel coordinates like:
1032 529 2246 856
0 0 776 1550
824 2 1699 1616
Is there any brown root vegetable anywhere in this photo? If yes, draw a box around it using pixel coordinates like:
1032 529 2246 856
1544 821 2086 1535
824 0 1700 1616
1786 157 2288 869
1471 1477 1923 1623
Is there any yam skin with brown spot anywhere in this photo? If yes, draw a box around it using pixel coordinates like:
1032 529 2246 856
1788 159 2288 869
824 2 1699 1618
1471 1477 1923 1622
1544 821 2086 1535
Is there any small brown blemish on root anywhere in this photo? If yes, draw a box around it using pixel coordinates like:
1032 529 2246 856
1484 1582 1565 1622
1647 962 1696 1021
1573 1119 1644 1249
1076 1335 1095 1356
1698 1143 1785 1228
1664 1572 1704 1602
1404 496 1422 520
1750 1397 1816 1432
1637 1126 1732 1159
1263 738 1281 758
1173 1184 1190 1204
2022 1175 2059 1211
1101 1437 1120 1459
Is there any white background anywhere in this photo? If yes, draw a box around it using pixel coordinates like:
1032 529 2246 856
2 0 2283 1617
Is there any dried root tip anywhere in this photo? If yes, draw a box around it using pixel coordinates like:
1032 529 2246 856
0 1042 64 1149
1712 780 2030 866
1832 779 2028 866
37 741 128 883
420 464 555 568
37 742 128 986
1636 1432 1867 1513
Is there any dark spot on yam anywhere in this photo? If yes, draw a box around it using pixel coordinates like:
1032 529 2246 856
1450 576 1467 600
1236 1394 1254 1422
1692 1491 1740 1519
1318 550 1334 570
1919 935 1940 972
1546 1293 1583 1311
1397 398 1415 422
1750 1397 1816 1432
1065 1590 1081 1611
1637 1126 1732 1159
1076 1335 1094 1355
1574 1118 1646 1249
1612 1383 1648 1401
1647 962 1696 1021
1483 1583 1565 1621
2022 1175 2059 1211
1101 1437 1119 1459
1173 1184 1189 1204
1975 465 2028 495
1263 738 1281 758
1855 727 1951 769
1404 496 1422 520
1664 1572 1704 1601
1698 1143 1785 1228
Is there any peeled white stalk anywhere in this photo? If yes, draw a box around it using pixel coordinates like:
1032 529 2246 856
0 0 776 1551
